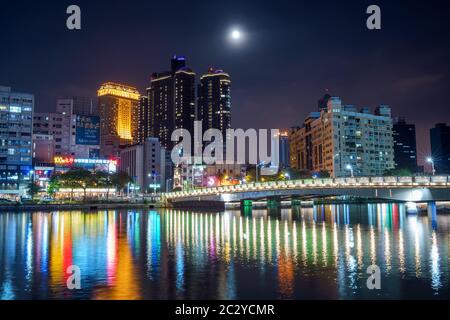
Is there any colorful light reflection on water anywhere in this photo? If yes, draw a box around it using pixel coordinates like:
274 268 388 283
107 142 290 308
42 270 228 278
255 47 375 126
0 203 449 299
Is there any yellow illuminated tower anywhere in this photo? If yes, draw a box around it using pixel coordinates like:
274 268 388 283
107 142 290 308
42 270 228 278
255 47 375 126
98 82 140 157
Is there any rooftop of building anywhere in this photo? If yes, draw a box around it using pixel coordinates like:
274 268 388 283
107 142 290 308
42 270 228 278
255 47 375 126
97 82 140 100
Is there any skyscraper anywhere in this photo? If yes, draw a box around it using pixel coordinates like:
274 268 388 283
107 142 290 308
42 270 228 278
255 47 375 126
198 68 232 139
0 86 34 197
137 95 151 144
393 118 418 173
430 123 450 174
147 55 196 150
98 82 140 157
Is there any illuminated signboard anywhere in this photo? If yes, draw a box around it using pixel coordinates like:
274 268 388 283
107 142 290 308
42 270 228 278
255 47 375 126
54 157 118 172
75 115 100 145
54 156 75 165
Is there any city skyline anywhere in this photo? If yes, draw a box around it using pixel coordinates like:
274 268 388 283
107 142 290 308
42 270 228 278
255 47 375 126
1 0 450 166
2 1 450 306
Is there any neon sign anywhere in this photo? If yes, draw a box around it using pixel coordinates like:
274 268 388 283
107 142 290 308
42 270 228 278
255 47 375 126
54 156 75 165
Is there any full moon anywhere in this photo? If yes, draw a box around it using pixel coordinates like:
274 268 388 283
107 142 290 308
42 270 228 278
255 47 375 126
231 30 241 40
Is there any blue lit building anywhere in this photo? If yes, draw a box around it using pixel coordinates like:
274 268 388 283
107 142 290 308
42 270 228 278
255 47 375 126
0 86 34 198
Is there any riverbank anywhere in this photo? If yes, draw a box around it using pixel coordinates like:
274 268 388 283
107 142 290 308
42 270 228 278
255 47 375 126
0 202 165 212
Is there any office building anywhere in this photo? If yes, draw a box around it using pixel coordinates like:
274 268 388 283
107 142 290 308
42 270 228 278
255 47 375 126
33 101 72 156
98 82 140 157
32 133 55 165
119 137 171 193
392 118 418 172
290 96 394 177
430 123 450 174
198 68 232 141
147 55 196 150
0 86 34 197
33 98 100 160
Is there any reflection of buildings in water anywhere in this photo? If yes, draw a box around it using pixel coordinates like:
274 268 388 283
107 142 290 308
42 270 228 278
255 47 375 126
159 204 444 296
0 204 449 299
278 250 294 298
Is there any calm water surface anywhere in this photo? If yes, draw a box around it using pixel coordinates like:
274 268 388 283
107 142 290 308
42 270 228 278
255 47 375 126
0 204 449 299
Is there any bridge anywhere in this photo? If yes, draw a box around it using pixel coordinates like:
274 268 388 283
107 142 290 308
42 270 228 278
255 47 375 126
162 176 450 209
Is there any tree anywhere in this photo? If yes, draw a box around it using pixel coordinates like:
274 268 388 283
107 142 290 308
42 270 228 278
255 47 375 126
59 169 94 201
317 170 331 178
111 171 133 197
47 174 61 198
27 182 41 199
384 168 412 177
94 171 114 200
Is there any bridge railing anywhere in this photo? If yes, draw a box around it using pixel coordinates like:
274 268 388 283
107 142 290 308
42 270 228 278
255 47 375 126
162 176 450 199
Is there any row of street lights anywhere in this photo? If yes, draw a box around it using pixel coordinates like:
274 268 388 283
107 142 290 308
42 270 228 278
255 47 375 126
345 157 437 178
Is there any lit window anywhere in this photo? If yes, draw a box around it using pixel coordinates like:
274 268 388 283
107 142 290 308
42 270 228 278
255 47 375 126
10 106 21 113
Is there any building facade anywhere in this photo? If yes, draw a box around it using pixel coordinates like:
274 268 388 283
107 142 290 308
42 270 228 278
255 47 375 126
33 98 100 160
279 130 290 169
137 95 151 144
98 82 140 157
430 123 450 174
0 86 34 197
147 55 196 150
32 133 54 165
392 118 418 173
290 96 394 177
33 102 72 157
119 137 171 193
198 68 232 141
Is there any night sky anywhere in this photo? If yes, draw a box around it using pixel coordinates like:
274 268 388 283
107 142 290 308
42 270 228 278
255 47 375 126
1 0 450 166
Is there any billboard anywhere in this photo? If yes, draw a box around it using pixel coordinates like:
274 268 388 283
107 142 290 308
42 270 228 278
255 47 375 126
75 115 100 145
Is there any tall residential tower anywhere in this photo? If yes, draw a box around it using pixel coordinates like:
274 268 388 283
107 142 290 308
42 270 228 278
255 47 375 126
147 55 196 150
198 68 232 139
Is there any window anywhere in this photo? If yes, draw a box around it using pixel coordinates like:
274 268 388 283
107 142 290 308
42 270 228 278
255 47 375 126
10 106 21 113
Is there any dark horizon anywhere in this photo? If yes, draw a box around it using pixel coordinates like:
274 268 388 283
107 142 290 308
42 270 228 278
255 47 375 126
1 0 450 167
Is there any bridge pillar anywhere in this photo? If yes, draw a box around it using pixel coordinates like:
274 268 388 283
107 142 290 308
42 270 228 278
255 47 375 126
241 200 253 217
267 197 281 208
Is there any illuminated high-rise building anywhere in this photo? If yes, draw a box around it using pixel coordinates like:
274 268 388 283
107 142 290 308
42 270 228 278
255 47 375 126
98 82 140 157
147 55 196 150
198 68 231 141
137 95 151 144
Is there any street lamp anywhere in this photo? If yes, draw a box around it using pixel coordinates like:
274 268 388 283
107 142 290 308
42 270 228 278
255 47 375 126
346 164 354 178
284 173 291 180
255 161 265 183
427 157 436 176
